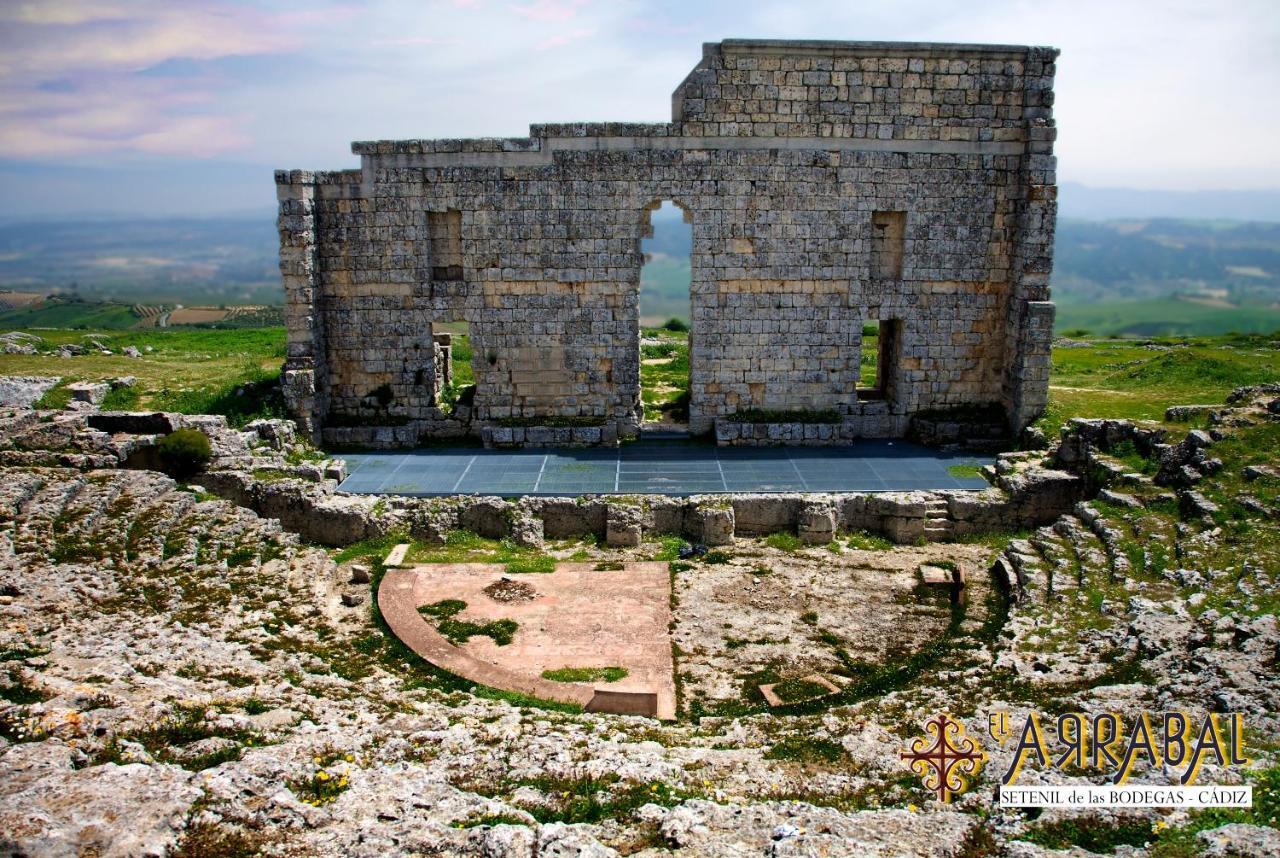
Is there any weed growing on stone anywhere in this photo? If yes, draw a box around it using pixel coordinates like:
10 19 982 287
289 750 355 806
454 812 531 829
171 822 271 858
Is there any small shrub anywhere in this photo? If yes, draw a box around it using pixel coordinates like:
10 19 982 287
1023 816 1153 854
289 751 354 806
701 550 731 564
157 429 212 479
662 317 690 332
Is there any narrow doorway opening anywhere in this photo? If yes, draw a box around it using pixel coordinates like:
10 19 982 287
858 319 900 402
639 200 692 431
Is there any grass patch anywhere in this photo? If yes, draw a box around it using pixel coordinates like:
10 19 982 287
770 676 834 703
763 532 802 552
416 599 519 646
504 554 556 574
764 736 846 763
946 463 985 479
845 530 894 551
486 772 704 825
541 666 628 683
33 381 71 410
1023 817 1156 854
100 384 140 410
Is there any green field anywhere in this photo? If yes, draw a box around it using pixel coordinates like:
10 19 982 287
1055 297 1280 337
2 325 1276 436
0 301 141 330
1037 332 1280 432
0 328 287 427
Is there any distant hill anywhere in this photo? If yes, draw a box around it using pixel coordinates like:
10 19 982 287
1055 218 1280 304
0 217 280 306
1058 183 1280 223
4 207 1280 337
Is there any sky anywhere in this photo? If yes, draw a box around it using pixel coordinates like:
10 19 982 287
1 0 1278 216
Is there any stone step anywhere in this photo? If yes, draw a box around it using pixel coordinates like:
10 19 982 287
1028 527 1079 597
1006 539 1049 598
642 428 691 440
14 476 86 554
1074 502 1131 579
0 471 47 524
57 478 126 542
124 492 196 561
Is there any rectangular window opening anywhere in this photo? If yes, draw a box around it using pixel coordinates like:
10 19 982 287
428 209 464 281
858 319 900 401
871 211 906 280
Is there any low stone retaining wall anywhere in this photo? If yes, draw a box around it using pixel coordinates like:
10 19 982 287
188 449 1084 550
481 423 619 448
713 407 911 446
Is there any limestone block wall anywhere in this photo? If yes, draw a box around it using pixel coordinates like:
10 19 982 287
277 39 1058 446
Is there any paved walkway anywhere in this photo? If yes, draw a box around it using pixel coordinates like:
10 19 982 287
339 439 992 496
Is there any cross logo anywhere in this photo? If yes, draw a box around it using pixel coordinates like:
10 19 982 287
900 713 987 803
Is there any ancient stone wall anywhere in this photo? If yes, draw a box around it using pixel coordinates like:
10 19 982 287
277 39 1058 445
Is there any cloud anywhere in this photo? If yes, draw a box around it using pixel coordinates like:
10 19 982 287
0 0 296 158
3 0 1279 198
510 0 592 22
536 27 595 50
0 1 135 26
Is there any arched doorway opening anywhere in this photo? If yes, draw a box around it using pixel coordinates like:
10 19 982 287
639 200 692 433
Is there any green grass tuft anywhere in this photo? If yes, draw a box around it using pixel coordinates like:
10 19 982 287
541 666 629 683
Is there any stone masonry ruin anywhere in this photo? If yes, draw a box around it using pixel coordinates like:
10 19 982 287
276 39 1059 448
